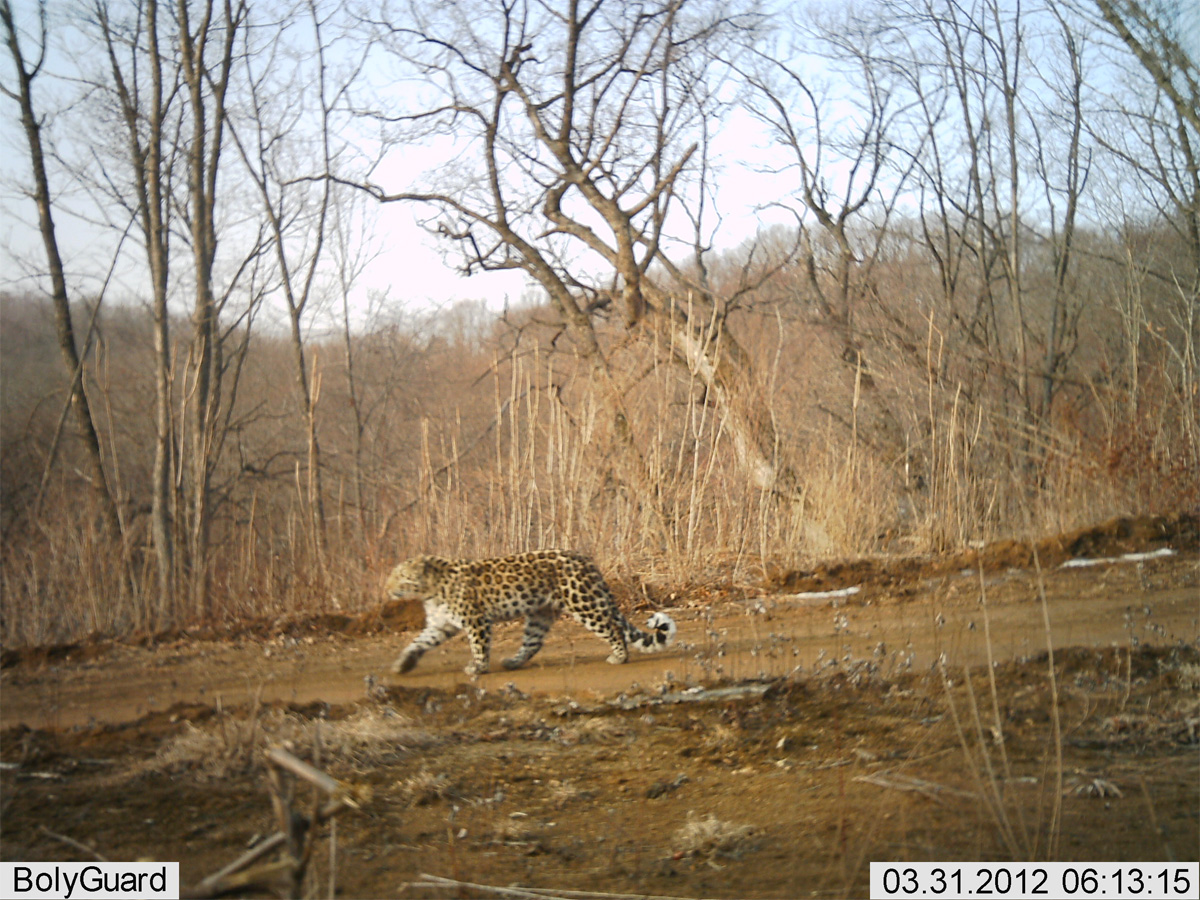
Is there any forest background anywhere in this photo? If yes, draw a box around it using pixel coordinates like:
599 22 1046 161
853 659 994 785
1 0 1196 647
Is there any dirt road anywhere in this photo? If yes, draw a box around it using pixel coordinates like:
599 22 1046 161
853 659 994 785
2 522 1197 899
3 550 1196 731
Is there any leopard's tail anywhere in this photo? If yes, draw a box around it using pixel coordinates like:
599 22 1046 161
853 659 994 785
623 610 677 653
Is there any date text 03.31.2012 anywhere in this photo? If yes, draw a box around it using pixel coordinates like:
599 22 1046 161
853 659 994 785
869 862 1198 900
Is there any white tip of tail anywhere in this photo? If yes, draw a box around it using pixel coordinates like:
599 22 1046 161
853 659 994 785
644 611 677 650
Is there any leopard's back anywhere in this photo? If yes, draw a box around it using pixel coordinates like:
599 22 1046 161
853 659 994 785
453 550 618 623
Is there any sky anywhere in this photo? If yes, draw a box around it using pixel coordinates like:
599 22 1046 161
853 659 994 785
0 0 802 335
0 110 789 335
0 122 539 326
353 105 792 317
2 0 1196 333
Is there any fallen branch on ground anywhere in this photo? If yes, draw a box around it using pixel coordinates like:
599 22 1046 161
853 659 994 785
854 770 978 802
182 746 370 899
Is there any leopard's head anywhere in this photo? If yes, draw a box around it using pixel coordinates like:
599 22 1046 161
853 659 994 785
384 556 449 599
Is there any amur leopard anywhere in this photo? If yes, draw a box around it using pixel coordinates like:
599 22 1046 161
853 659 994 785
385 550 676 676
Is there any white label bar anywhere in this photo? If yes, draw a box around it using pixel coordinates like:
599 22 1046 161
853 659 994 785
0 863 180 900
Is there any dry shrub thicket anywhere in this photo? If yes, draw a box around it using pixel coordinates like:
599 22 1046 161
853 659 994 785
3 224 1195 648
1 0 1197 647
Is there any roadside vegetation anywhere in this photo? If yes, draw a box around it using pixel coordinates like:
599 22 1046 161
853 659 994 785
2 0 1196 647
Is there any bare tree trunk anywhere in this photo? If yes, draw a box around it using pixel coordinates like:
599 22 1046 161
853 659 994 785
332 201 375 548
2 1 123 543
661 300 785 493
1040 3 1087 422
178 0 244 619
146 0 176 621
988 0 1031 427
93 0 178 622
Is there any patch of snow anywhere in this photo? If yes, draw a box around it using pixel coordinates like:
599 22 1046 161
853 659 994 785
786 585 862 601
1061 548 1177 568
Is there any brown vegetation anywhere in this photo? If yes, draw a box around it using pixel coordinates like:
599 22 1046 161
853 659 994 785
2 0 1198 649
2 219 1196 647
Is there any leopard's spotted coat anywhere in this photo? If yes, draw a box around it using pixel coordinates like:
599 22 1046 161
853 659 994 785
384 550 676 676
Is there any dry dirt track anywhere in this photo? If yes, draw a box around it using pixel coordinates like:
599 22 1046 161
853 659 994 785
2 551 1197 732
2 523 1198 899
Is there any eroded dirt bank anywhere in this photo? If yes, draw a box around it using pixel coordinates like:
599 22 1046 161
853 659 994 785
1 519 1197 898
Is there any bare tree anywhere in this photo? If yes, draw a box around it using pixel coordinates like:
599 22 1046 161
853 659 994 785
358 0 793 501
230 1 330 563
176 0 249 617
1 0 124 542
1084 0 1199 460
86 0 267 621
1088 0 1198 286
923 0 1037 426
330 196 382 549
228 1 371 566
91 0 179 616
743 5 916 367
1091 0 1199 133
1034 2 1090 420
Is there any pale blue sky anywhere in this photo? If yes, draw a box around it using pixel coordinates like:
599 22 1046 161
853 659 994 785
2 0 1195 332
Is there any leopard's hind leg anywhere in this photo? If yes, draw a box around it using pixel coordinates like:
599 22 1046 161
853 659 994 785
568 606 629 665
502 608 554 670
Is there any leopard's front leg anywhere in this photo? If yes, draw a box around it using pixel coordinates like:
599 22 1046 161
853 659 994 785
462 618 493 677
392 605 460 674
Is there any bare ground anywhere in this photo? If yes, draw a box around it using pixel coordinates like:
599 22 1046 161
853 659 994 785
2 516 1198 899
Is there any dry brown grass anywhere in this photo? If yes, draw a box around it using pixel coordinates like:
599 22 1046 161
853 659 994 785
2 262 1196 649
672 812 758 861
143 706 440 781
